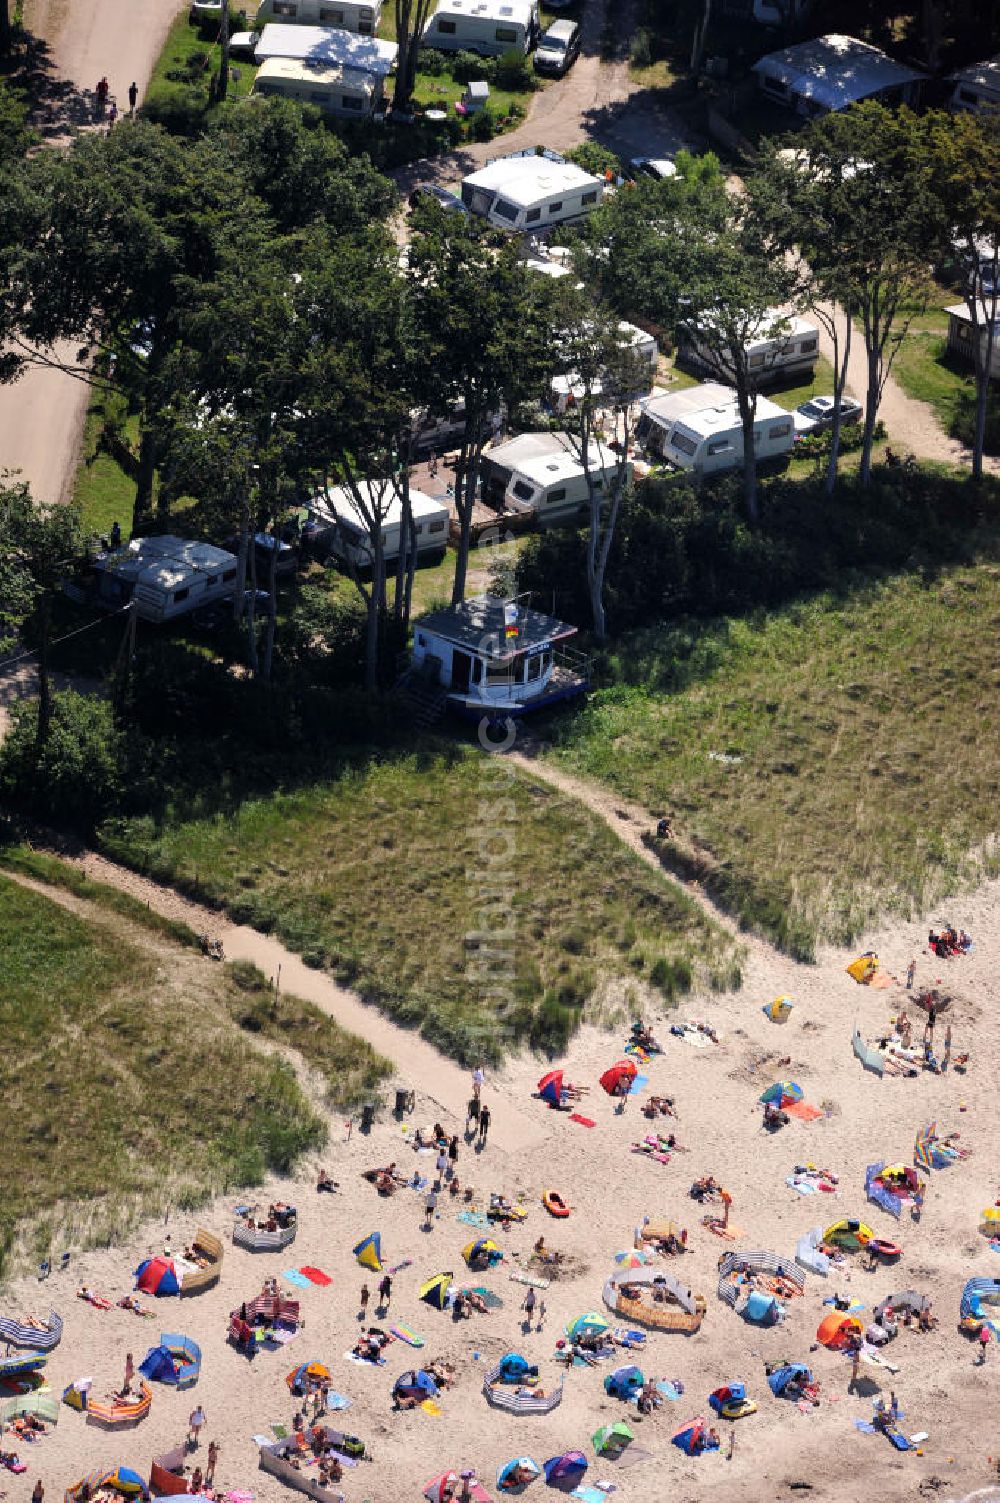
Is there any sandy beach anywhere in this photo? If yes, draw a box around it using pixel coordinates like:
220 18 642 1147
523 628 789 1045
6 874 1000 1503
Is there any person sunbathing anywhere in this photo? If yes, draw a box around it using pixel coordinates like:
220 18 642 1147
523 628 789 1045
316 1169 337 1193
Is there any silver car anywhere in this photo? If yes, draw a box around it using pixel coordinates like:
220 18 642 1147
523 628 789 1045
534 19 581 75
792 394 863 437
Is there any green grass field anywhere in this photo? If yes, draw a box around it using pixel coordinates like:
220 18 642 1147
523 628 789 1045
891 308 962 427
0 861 390 1271
71 392 142 541
544 564 1000 957
99 749 743 1063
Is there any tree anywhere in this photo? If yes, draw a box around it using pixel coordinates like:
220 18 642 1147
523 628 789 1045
0 0 10 61
0 691 123 832
785 103 937 486
588 155 796 525
406 207 557 602
0 483 85 747
922 109 1000 480
393 0 435 112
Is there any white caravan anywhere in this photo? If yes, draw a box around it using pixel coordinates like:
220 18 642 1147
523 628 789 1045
480 431 630 525
253 23 397 77
309 483 449 567
550 320 658 412
637 383 795 476
92 536 239 623
251 57 382 115
422 0 538 56
461 151 604 233
679 310 819 387
255 0 382 33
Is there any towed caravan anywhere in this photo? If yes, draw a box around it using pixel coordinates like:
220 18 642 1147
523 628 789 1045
461 150 604 233
422 0 538 57
91 536 239 624
251 57 383 115
679 309 820 387
479 430 630 526
252 23 398 77
254 0 382 32
637 382 795 476
308 483 449 568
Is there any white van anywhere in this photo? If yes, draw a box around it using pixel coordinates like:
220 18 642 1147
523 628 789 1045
309 484 450 567
679 310 820 387
422 0 538 56
251 57 381 115
255 0 381 33
637 383 795 476
461 151 604 233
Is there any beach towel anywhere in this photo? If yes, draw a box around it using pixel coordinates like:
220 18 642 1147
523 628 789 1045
300 1266 332 1286
457 1211 492 1230
252 1435 273 1448
272 1423 288 1438
854 1420 876 1434
786 1177 817 1194
420 1399 442 1416
570 1114 596 1128
570 1489 606 1503
265 1327 299 1346
390 1325 425 1347
344 1350 386 1366
785 1102 824 1122
656 1381 681 1400
472 1286 504 1309
629 1074 649 1097
408 1176 429 1192
282 1269 312 1288
325 1392 351 1410
509 1272 550 1290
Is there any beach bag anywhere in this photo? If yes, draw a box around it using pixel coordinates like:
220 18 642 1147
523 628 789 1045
338 1435 365 1459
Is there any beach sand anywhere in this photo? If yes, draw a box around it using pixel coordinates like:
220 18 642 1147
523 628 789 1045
7 877 1000 1503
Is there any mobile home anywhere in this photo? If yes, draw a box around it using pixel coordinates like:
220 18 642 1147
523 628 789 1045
637 382 795 476
461 151 604 233
255 0 382 33
308 483 449 567
410 593 589 718
251 57 382 115
253 23 397 76
92 536 239 623
948 55 1000 113
480 430 630 525
422 0 538 57
550 320 658 411
679 310 819 387
752 33 925 116
945 303 1000 381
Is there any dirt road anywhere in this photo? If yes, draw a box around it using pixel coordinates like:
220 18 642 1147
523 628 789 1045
0 0 184 505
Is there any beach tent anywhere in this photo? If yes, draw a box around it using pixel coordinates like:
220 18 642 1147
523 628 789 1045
497 1456 541 1491
708 1382 753 1418
393 1369 438 1402
566 1312 610 1341
419 1273 453 1310
961 1277 1000 1336
875 1290 928 1322
0 1392 59 1426
816 1312 863 1349
286 1361 332 1394
604 1364 643 1400
537 1071 563 1107
767 1363 812 1398
139 1347 178 1385
599 1060 637 1096
764 996 794 1023
758 1081 803 1107
134 1258 180 1297
672 1417 719 1455
742 1290 781 1325
795 1227 832 1278
846 954 880 984
542 1451 587 1487
353 1233 383 1272
105 1469 150 1496
463 1238 502 1268
423 1473 459 1503
593 1422 633 1456
497 1353 537 1383
824 1220 874 1250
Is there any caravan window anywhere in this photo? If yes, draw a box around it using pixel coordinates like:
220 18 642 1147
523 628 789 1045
173 587 190 602
955 320 973 343
493 198 518 222
798 337 817 354
762 75 787 99
546 487 567 504
486 661 512 684
707 439 733 456
428 519 446 533
319 5 345 17
768 423 792 439
581 190 598 205
472 658 483 684
341 95 364 110
748 353 765 369
495 25 518 40
437 17 456 30
207 574 218 585
548 201 564 215
527 654 542 682
272 0 297 12
223 568 237 582
310 91 329 103
413 523 424 535
670 431 697 457
512 480 535 502
526 208 541 222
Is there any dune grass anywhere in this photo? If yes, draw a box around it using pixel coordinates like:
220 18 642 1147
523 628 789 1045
545 564 1000 957
100 750 743 1064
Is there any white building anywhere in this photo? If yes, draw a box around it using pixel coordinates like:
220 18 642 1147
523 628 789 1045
255 0 382 33
422 0 538 57
461 151 604 232
251 57 382 115
92 536 238 623
480 430 630 525
752 33 926 115
945 303 1000 381
309 483 449 567
410 594 589 719
949 55 1000 113
637 382 795 476
253 22 397 77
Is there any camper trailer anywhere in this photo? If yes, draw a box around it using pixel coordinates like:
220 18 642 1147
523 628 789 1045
550 320 659 411
679 310 819 387
637 382 795 476
945 303 1000 380
91 536 239 624
410 594 589 718
461 151 604 233
253 22 397 76
422 0 538 56
255 0 382 33
950 56 1000 113
480 431 630 526
308 483 449 568
251 57 382 115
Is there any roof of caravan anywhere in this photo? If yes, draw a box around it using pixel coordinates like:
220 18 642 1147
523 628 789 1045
686 308 817 350
427 0 535 22
311 482 446 531
463 154 603 208
643 383 787 434
752 34 926 111
255 23 397 76
254 56 376 92
485 430 577 468
95 535 236 589
485 430 619 485
950 54 1000 98
945 301 1000 332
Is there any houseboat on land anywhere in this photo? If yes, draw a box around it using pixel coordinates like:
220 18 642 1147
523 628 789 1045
408 594 589 720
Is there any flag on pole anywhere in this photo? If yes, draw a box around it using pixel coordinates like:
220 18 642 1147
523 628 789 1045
504 601 519 639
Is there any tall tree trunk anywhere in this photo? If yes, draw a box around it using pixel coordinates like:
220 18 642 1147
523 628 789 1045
735 380 759 528
246 527 259 678
860 342 880 488
690 0 712 75
218 2 230 102
825 310 852 498
364 534 385 692
0 0 11 59
451 425 480 605
262 525 278 682
35 593 52 749
133 422 157 530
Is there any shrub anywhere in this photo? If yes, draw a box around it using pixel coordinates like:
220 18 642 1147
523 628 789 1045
470 107 496 142
450 50 496 85
950 387 1000 455
140 89 208 137
564 142 623 180
0 691 124 834
494 47 534 91
629 26 654 67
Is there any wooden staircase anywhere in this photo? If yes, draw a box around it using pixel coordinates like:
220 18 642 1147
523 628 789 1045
396 670 449 728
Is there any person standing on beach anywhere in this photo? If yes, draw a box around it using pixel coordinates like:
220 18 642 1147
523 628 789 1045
448 1134 459 1176
435 1147 448 1187
378 1273 392 1311
128 81 138 113
188 1404 206 1446
906 958 916 989
31 1482 43 1503
472 1062 485 1102
424 1187 438 1228
206 1440 219 1484
359 1283 370 1319
123 1351 134 1393
979 1326 991 1364
478 1103 491 1147
521 1286 536 1330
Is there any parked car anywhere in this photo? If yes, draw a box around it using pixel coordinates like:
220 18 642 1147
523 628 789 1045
408 185 469 216
533 19 581 75
630 156 677 180
792 394 863 437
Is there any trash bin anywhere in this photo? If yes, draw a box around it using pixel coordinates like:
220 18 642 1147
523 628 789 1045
360 1102 376 1133
394 1088 415 1117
